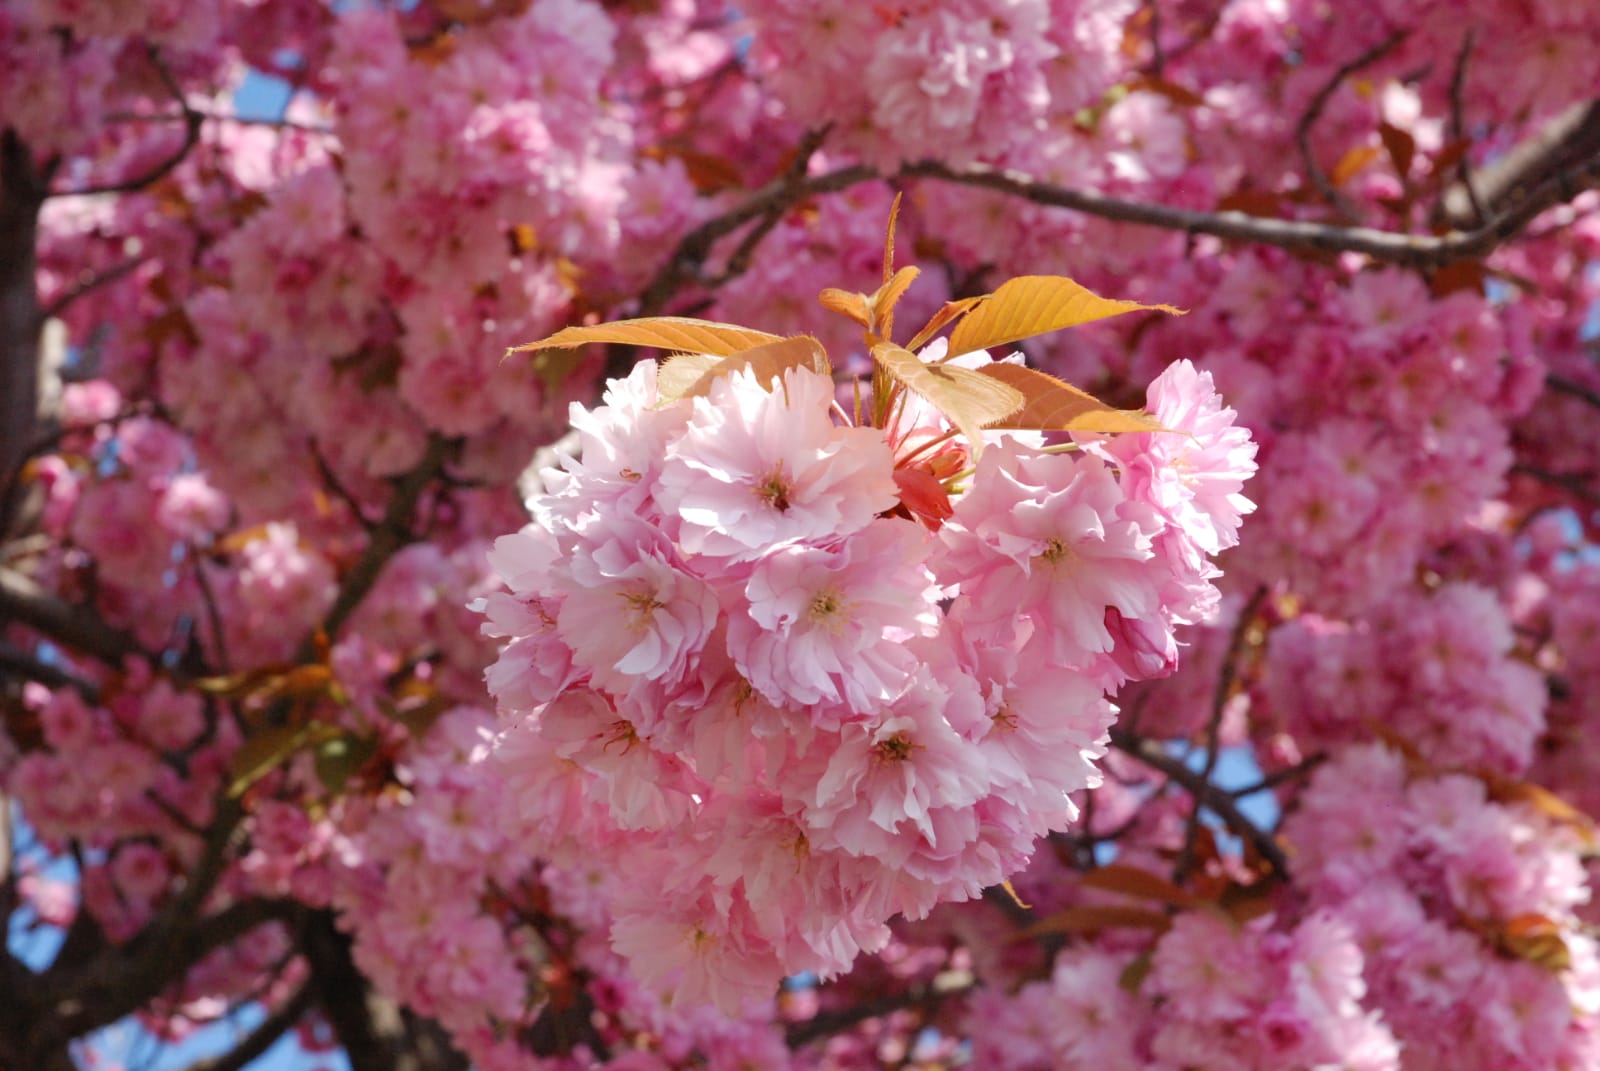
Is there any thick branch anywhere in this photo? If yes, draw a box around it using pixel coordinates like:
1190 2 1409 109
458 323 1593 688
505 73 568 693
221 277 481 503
26 896 299 1055
0 638 99 698
0 132 47 538
303 912 468 1071
901 152 1600 268
0 566 149 666
1438 99 1600 229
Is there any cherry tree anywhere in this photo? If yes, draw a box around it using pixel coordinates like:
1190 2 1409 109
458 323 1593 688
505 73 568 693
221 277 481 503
1 1 1598 1069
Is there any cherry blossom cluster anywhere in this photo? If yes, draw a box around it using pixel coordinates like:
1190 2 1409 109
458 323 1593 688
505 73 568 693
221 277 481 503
6 0 1600 1067
480 347 1256 1009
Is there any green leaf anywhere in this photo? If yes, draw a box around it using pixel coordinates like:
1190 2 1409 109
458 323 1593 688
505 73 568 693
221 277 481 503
871 340 1024 459
947 275 1183 356
978 363 1166 434
655 335 831 403
509 317 781 359
226 723 334 799
314 732 378 794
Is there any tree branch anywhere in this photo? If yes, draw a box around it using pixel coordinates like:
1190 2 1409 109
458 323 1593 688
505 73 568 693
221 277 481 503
1447 29 1486 225
0 566 149 667
1512 463 1600 508
0 638 99 698
1296 32 1406 220
0 131 48 539
27 895 300 1055
1547 373 1600 411
175 983 317 1071
1437 99 1600 229
307 434 454 658
785 973 975 1048
303 912 469 1071
635 159 876 318
46 47 203 200
1175 586 1266 882
1108 728 1291 880
1229 753 1328 798
40 255 151 322
901 150 1600 268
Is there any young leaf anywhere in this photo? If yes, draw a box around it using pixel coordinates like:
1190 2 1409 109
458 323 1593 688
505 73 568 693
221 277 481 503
947 275 1183 356
657 335 831 403
978 363 1166 433
818 288 872 329
314 732 379 794
1378 120 1416 180
1329 144 1382 188
882 190 903 285
510 317 780 359
820 266 921 337
904 296 988 354
1020 904 1174 939
1077 863 1202 909
873 264 921 340
871 341 1024 458
226 723 338 799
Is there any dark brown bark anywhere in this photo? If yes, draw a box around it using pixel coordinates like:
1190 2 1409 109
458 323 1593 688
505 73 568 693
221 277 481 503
0 131 48 539
304 913 471 1071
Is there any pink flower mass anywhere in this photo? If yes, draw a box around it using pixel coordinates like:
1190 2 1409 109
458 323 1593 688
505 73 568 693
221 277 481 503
4 1 1600 1069
479 332 1256 1011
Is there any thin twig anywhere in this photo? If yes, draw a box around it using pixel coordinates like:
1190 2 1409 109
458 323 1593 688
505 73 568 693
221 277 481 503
1145 0 1166 76
697 124 832 292
190 555 232 676
1109 727 1291 879
1229 753 1327 798
1448 29 1486 225
1296 33 1406 221
1547 373 1600 411
1512 463 1600 508
635 160 875 318
105 108 334 136
40 257 151 322
1175 585 1267 883
309 442 380 531
307 435 454 656
785 974 975 1048
174 984 316 1071
47 48 203 200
